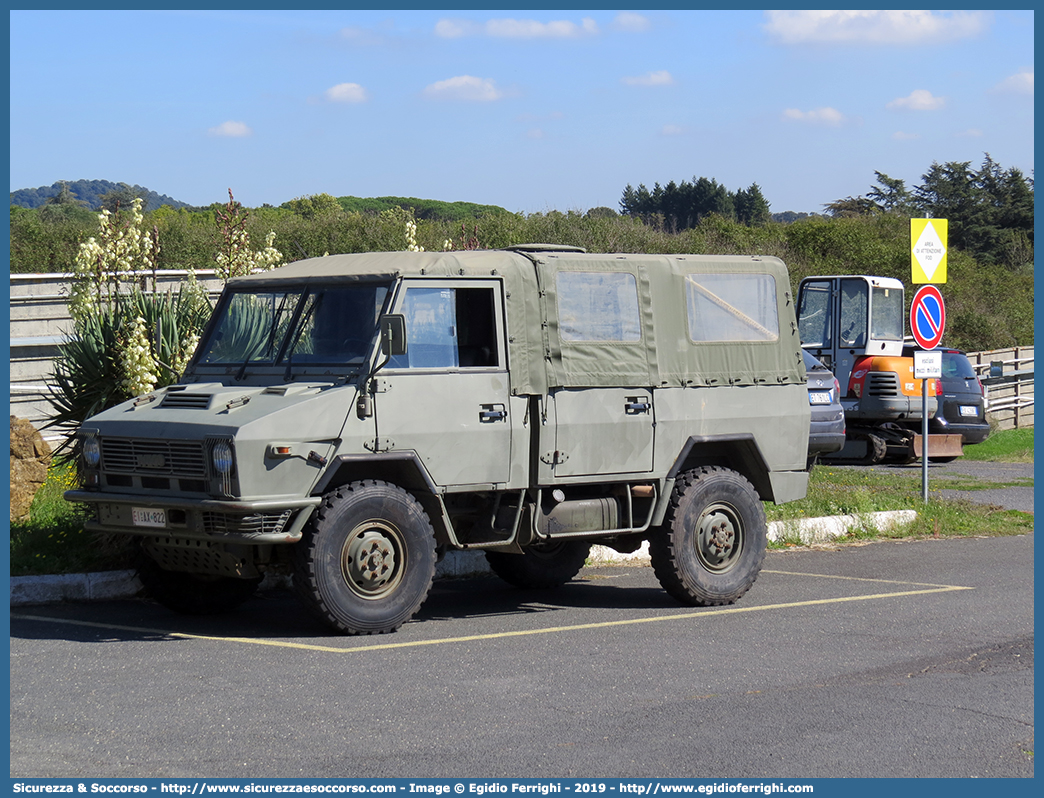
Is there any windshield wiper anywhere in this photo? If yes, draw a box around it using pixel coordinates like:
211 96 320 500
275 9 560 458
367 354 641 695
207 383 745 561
235 293 292 381
283 292 323 381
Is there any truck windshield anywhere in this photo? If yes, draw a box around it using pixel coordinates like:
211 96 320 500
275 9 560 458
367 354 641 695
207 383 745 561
195 284 390 370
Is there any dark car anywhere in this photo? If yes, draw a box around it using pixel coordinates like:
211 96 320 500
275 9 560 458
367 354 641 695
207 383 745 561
903 346 991 445
803 349 846 463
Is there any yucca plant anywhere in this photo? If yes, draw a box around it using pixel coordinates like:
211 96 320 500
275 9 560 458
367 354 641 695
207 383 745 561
48 285 212 440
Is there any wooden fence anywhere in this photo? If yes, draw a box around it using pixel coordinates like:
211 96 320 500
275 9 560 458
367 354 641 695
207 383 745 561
965 346 1034 431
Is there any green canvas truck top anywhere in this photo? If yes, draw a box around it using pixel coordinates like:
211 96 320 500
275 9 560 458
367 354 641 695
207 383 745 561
224 246 806 398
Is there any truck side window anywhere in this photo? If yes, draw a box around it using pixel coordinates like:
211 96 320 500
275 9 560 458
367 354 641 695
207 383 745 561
686 273 778 342
556 272 641 342
389 286 498 369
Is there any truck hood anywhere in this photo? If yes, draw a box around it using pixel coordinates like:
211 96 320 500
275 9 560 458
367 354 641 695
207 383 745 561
82 381 358 443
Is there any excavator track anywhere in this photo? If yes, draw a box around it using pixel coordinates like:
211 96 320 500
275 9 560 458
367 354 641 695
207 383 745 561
821 429 889 465
822 424 922 466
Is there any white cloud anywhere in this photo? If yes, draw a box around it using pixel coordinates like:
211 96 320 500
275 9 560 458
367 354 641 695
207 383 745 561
434 19 473 38
613 12 650 33
487 17 598 38
764 10 990 45
424 75 503 102
782 107 845 126
338 26 385 46
325 83 368 103
661 124 684 136
887 89 945 111
527 128 546 140
622 70 674 87
892 131 920 141
208 121 252 138
957 128 984 138
435 17 598 39
994 69 1034 95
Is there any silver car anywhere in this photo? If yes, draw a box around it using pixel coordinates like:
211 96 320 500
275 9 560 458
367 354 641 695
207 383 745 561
803 349 845 463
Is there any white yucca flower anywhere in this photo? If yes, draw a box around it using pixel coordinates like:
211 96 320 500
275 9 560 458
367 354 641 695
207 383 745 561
120 315 158 396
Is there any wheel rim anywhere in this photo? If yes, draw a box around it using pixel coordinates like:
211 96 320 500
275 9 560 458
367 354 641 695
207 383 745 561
341 520 406 600
694 503 744 573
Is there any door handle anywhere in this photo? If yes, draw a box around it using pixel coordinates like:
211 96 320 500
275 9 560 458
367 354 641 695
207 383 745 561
480 404 507 423
625 398 650 414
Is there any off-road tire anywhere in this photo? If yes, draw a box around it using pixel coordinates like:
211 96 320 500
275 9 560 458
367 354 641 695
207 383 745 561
137 552 261 615
293 480 437 635
486 540 591 589
649 466 767 606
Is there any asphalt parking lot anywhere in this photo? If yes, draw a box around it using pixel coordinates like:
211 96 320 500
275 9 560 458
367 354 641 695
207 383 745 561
10 531 1034 779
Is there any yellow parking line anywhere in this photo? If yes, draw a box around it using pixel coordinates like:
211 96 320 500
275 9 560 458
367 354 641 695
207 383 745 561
11 578 973 654
761 569 965 589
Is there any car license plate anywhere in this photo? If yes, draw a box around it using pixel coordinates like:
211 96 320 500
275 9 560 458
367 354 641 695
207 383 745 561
959 405 979 418
809 391 832 405
132 507 166 528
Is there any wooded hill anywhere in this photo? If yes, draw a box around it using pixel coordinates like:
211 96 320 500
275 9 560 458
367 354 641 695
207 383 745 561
10 180 190 212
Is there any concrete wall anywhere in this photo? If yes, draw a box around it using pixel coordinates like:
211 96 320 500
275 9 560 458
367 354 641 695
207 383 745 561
10 272 224 438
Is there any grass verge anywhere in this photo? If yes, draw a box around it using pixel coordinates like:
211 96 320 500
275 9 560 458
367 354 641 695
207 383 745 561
766 429 1034 547
961 426 1033 462
9 460 136 577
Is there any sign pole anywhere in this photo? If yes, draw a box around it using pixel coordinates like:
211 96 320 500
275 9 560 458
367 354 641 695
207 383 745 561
911 219 948 504
922 380 929 502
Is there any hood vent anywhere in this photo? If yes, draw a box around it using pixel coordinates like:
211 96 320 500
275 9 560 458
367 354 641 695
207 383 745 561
160 392 213 410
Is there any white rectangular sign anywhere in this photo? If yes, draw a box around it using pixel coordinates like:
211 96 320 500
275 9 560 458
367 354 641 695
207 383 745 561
913 350 942 379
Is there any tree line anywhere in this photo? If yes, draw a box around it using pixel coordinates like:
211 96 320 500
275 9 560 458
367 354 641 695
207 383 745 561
620 177 772 228
620 153 1033 268
824 154 1033 266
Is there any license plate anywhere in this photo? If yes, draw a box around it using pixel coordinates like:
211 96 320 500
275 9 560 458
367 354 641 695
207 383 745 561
809 391 832 405
132 507 166 528
959 405 979 417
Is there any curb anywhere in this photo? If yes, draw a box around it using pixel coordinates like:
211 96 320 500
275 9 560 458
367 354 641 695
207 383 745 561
9 511 917 607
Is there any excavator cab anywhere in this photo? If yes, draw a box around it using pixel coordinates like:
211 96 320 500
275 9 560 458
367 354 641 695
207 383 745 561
797 275 960 464
797 275 904 390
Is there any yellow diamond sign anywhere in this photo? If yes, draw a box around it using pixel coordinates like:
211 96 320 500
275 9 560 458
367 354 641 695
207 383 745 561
911 218 948 284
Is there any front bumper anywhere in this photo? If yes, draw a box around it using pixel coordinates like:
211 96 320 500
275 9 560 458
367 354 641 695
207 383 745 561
929 416 992 445
65 489 320 544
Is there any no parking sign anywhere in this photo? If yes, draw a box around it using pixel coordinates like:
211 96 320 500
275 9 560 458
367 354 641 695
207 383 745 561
910 285 946 350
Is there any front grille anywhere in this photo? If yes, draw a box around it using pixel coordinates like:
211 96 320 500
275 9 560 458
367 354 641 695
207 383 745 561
202 510 293 537
101 438 207 477
866 373 900 397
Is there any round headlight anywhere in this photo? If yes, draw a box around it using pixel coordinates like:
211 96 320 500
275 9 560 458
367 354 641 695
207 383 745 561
212 441 234 475
82 437 101 469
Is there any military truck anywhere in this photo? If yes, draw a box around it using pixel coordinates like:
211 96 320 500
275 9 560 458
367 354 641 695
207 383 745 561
66 245 811 635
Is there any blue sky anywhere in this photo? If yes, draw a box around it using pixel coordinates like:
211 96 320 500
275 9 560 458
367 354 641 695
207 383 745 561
8 8 1035 215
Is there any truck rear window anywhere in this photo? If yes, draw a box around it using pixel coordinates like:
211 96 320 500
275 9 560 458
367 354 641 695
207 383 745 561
686 273 779 342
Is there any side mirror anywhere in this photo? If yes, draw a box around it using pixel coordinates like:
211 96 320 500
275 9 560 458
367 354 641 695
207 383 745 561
380 314 407 357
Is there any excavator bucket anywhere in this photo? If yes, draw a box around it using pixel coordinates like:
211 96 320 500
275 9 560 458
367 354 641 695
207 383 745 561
914 434 964 460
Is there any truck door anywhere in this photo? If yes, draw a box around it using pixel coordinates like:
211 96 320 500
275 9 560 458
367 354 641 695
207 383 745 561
538 268 655 479
546 387 654 477
373 280 512 487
